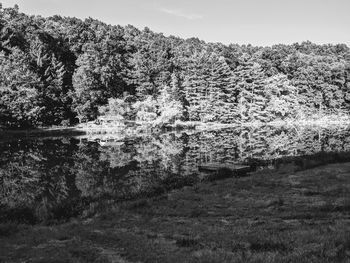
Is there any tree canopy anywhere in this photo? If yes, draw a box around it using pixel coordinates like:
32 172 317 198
0 5 349 128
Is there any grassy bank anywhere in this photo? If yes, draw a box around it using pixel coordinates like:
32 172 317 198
1 163 349 262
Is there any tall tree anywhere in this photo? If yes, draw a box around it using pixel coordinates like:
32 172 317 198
232 61 268 123
0 48 42 128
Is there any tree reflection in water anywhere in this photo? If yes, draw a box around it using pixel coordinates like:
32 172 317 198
1 125 350 223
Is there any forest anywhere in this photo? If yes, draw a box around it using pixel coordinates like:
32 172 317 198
0 4 350 128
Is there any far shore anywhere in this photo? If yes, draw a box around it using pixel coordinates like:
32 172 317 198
1 118 350 142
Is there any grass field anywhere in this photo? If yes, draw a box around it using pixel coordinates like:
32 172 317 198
1 163 350 263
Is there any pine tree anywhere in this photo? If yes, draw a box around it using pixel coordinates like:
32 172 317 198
183 51 235 122
128 28 174 99
232 62 268 123
207 55 235 122
183 51 209 121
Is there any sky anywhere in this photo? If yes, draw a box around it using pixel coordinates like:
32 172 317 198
1 0 349 46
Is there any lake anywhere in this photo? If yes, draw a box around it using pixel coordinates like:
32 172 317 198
1 124 350 224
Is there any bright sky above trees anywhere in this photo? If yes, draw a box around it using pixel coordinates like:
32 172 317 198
1 0 349 46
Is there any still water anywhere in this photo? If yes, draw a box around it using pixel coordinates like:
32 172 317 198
1 125 350 224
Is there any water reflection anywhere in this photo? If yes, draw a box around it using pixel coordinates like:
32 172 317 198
1 125 350 223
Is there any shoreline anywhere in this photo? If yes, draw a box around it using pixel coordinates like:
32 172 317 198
1 118 350 141
0 127 86 142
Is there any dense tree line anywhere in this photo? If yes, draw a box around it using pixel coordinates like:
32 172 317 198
0 5 349 128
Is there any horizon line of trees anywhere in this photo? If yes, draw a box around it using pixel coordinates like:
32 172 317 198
0 4 350 128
